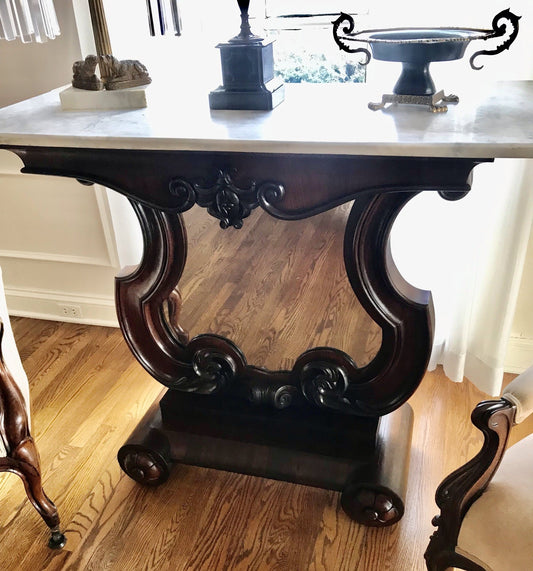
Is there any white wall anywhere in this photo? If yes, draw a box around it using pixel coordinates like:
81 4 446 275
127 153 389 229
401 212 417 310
0 0 81 107
0 0 122 325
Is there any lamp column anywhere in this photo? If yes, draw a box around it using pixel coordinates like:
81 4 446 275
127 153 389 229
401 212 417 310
87 0 113 82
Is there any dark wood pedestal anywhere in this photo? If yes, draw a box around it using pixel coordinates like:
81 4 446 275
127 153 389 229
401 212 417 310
1 144 491 528
118 390 413 526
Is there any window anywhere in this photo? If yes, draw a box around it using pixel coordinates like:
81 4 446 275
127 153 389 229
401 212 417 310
262 1 368 83
101 0 369 85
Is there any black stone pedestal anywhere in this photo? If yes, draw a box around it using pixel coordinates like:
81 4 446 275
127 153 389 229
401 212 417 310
209 38 285 110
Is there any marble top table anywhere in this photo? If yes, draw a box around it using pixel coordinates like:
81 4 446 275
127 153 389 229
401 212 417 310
1 81 532 529
0 81 532 157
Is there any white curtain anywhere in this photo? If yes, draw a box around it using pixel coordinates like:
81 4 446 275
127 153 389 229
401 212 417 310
392 162 533 396
387 1 533 395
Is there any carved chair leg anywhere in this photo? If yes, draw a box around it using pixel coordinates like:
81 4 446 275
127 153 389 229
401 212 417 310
1 441 66 549
14 438 66 549
0 321 66 549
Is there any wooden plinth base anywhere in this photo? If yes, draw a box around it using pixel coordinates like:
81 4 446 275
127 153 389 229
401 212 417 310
118 390 413 528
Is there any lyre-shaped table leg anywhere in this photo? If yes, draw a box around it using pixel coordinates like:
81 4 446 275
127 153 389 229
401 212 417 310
341 190 434 415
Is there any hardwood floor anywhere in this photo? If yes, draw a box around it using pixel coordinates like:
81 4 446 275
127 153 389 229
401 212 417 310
0 205 524 570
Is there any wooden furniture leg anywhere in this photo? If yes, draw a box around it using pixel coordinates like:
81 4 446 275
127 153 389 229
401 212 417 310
424 400 515 570
0 321 65 549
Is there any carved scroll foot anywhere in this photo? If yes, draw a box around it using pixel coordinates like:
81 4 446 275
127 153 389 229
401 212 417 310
118 443 171 486
341 403 413 526
117 395 173 487
341 484 402 527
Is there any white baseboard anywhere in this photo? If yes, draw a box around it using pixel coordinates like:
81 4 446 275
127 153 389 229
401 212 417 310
505 336 533 374
6 287 119 327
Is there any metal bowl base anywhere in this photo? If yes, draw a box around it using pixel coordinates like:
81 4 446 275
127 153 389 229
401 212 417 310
368 90 459 113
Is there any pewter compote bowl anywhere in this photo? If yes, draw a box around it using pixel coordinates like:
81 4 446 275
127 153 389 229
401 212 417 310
333 9 520 112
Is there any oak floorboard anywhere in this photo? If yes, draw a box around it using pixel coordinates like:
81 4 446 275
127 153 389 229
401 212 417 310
0 202 514 570
0 338 495 570
179 205 380 371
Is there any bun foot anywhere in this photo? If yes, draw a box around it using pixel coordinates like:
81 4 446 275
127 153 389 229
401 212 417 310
118 442 171 486
341 484 403 527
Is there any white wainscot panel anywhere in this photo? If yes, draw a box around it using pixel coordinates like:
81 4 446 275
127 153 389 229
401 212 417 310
0 172 117 266
1 258 119 326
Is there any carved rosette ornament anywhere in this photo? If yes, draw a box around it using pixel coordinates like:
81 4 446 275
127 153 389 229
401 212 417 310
248 382 297 409
170 169 259 229
300 360 350 410
170 348 237 394
169 169 286 229
118 445 171 486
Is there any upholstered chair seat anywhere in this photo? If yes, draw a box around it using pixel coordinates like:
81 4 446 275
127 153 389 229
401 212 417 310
425 365 533 571
0 267 65 548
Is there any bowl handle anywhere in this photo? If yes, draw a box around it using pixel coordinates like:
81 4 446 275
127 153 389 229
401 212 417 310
470 8 521 70
332 13 371 65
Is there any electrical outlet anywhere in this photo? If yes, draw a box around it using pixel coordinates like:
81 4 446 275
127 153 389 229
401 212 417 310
58 303 83 319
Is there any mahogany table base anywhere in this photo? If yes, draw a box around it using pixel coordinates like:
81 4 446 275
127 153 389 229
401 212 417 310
118 390 414 527
1 144 491 528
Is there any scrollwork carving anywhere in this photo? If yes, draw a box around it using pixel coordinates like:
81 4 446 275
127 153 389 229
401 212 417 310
248 382 296 409
170 348 237 394
257 181 285 215
169 170 286 229
299 360 352 411
168 178 196 211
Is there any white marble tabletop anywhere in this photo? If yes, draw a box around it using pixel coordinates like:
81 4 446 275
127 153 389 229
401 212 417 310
0 81 532 158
